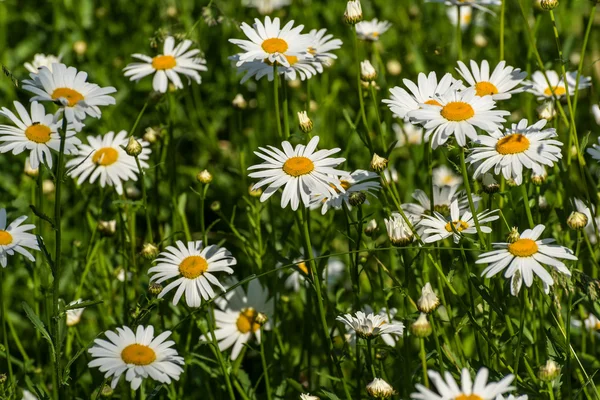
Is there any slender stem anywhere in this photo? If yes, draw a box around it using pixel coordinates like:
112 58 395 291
352 28 373 153
458 148 486 247
460 244 483 363
282 77 290 138
199 184 209 245
134 156 153 243
365 338 376 378
520 183 534 229
548 382 555 400
259 328 272 400
499 0 505 60
0 269 13 386
420 338 429 388
566 231 582 396
571 5 597 122
129 101 149 137
208 306 236 400
369 85 385 152
52 116 68 399
514 291 527 377
456 5 462 60
273 64 283 140
429 315 444 372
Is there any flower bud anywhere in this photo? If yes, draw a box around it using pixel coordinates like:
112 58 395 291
481 173 499 194
100 384 114 397
143 127 160 144
370 153 388 172
474 33 488 48
539 360 560 381
349 192 367 206
364 219 378 236
125 136 142 157
366 378 395 399
344 0 363 25
0 373 6 385
410 313 432 338
148 282 163 296
24 158 39 178
73 40 88 56
507 227 520 243
196 169 213 184
249 185 263 197
256 312 269 326
300 394 320 400
126 186 141 199
211 201 221 212
537 101 557 121
567 211 588 230
43 179 55 195
298 111 313 134
141 243 159 260
232 93 247 109
360 60 377 82
540 0 559 10
531 169 547 186
98 220 117 237
386 60 402 76
417 282 440 313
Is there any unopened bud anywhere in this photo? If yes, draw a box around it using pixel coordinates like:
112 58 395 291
148 282 163 296
539 359 560 381
143 127 159 144
211 201 221 212
344 0 363 25
73 40 88 56
197 169 213 184
366 378 395 399
364 219 378 236
410 313 432 337
24 158 39 178
98 220 117 237
481 173 499 194
0 373 6 384
537 101 557 121
298 111 313 133
370 153 388 172
349 192 367 206
540 0 559 10
43 179 55 195
141 243 159 260
531 169 547 186
360 60 377 82
567 211 588 230
507 227 520 243
249 185 263 197
125 136 142 157
100 384 114 397
386 60 402 76
232 93 247 109
417 282 440 313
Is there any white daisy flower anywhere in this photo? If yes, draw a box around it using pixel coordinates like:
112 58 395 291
123 36 207 93
212 279 274 360
149 240 236 307
88 325 184 390
24 53 61 74
447 5 473 30
393 122 424 147
308 28 343 71
0 209 39 268
573 198 600 243
0 101 80 169
66 130 150 196
408 87 510 149
581 314 600 332
592 104 600 126
432 165 462 187
283 258 311 292
382 165 399 184
284 255 346 292
242 0 291 14
66 299 85 327
477 224 577 295
355 18 392 41
586 136 600 163
22 390 38 400
383 72 460 120
496 395 528 400
411 367 514 400
363 306 404 346
468 119 563 186
229 17 312 68
456 60 529 100
309 169 381 215
526 70 591 101
22 63 116 132
384 212 415 246
248 136 347 211
336 310 404 340
300 394 319 400
402 186 477 223
419 199 498 244
230 54 317 83
426 0 501 14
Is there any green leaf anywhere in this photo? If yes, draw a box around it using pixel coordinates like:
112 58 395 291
64 299 103 311
22 302 54 355
146 385 165 399
319 389 342 400
29 205 55 228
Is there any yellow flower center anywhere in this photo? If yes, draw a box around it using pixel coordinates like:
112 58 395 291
372 32 379 38
236 308 260 334
25 124 52 144
308 47 317 55
544 86 566 97
92 147 119 166
282 156 314 177
121 344 157 366
0 230 13 246
495 134 530 155
475 81 499 97
151 55 177 70
51 88 84 107
425 99 442 106
262 38 289 54
286 55 298 65
508 238 539 257
444 220 469 233
441 101 475 121
442 175 455 185
595 321 600 330
330 180 352 194
455 395 483 400
178 255 209 279
297 261 309 275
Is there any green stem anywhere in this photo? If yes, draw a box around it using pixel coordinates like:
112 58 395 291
514 291 527 377
273 64 283 140
200 184 209 244
129 101 149 137
0 269 13 387
352 28 373 153
429 315 444 373
208 306 236 400
259 328 272 400
499 0 505 60
282 77 290 138
456 6 462 60
134 156 153 243
520 183 534 229
420 338 429 388
459 148 487 247
365 338 376 378
548 382 555 400
369 85 385 152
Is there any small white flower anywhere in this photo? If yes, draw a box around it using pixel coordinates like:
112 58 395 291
432 165 462 187
417 282 440 313
308 28 343 71
336 311 404 340
402 186 477 224
309 170 381 215
592 104 600 126
0 209 39 268
526 70 591 100
360 60 377 82
66 299 85 327
242 0 291 14
24 53 61 74
344 0 363 24
384 213 415 246
393 122 423 147
355 19 392 41
88 325 184 390
446 5 473 30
